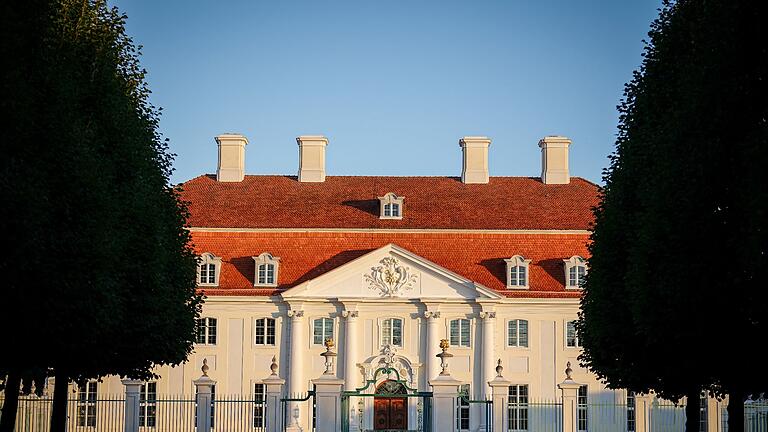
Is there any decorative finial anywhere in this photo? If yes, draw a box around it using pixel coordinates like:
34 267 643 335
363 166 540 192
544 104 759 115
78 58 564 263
270 355 278 376
436 339 453 375
496 359 504 377
202 358 210 377
321 338 337 375
565 361 573 380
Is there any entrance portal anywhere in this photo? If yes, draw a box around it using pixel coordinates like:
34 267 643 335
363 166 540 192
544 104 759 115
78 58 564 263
373 380 408 431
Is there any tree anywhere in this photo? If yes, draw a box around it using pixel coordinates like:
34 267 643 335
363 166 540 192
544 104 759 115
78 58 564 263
578 1 768 431
0 1 202 431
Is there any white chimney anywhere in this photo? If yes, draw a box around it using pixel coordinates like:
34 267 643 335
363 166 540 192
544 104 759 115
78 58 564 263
296 135 329 182
538 136 571 184
459 136 491 184
215 134 248 182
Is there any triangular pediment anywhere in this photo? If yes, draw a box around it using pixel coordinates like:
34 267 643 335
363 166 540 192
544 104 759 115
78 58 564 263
280 243 502 300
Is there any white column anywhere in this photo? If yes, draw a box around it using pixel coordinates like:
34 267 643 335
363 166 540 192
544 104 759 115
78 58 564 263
488 361 512 432
343 310 359 390
264 356 286 432
635 393 654 432
478 311 496 432
424 311 441 389
480 312 496 398
312 375 345 432
558 363 584 432
287 309 306 431
194 374 216 432
122 379 142 432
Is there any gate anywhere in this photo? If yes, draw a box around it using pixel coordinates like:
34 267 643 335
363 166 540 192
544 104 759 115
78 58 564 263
280 386 315 432
341 366 432 432
457 388 493 432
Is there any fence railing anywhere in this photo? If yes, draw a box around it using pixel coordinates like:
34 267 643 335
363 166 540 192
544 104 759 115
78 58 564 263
523 400 563 432
722 399 768 432
0 395 125 432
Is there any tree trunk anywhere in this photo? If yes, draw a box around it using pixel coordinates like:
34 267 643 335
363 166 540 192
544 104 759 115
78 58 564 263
49 370 69 432
727 389 745 432
685 389 701 432
0 372 22 432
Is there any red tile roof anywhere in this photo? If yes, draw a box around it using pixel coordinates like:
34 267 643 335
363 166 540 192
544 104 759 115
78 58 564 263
180 175 598 230
192 231 590 299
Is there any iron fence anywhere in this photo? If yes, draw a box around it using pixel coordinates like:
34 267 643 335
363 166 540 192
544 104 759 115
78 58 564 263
150 394 196 432
0 395 125 432
523 399 563 432
722 399 768 432
650 399 687 432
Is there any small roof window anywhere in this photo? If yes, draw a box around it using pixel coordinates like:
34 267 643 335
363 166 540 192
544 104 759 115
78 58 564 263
378 193 404 220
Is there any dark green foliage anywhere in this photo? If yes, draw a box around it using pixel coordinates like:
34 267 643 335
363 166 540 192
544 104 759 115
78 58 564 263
578 0 767 430
0 0 202 405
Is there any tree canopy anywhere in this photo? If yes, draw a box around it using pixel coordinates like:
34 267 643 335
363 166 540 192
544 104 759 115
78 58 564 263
578 0 767 430
1 0 202 429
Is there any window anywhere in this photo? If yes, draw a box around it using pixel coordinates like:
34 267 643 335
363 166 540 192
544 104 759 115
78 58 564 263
254 318 276 346
140 382 157 428
253 253 280 287
253 383 265 428
77 381 98 427
577 385 588 432
378 192 405 220
566 321 581 348
508 319 529 347
457 384 470 431
450 319 471 347
563 256 587 289
197 253 222 286
196 317 217 345
505 255 532 289
381 318 403 347
313 318 334 345
195 384 215 429
627 392 636 432
508 385 529 431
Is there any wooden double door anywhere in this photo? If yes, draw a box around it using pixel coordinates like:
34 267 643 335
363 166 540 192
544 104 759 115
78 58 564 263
373 381 408 431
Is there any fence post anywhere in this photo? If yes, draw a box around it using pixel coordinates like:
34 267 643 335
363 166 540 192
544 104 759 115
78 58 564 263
430 339 462 432
706 395 721 432
264 356 286 432
635 393 654 432
312 338 346 432
488 359 511 432
558 362 583 432
122 379 142 432
194 359 216 432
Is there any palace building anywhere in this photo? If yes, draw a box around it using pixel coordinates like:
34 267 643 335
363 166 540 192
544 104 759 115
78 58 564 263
174 133 598 431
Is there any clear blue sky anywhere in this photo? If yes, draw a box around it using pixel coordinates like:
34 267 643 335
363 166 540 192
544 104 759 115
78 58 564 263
111 0 662 184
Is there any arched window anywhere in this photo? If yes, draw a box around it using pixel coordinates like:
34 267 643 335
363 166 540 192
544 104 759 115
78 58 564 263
254 317 276 346
198 253 222 286
508 319 529 347
253 253 280 287
378 192 405 219
381 318 403 347
450 318 471 347
504 255 532 289
563 256 587 289
313 318 334 345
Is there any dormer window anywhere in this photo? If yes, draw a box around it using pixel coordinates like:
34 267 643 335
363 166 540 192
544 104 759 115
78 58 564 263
563 256 587 289
253 253 280 287
197 253 222 286
504 255 531 289
378 193 404 219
